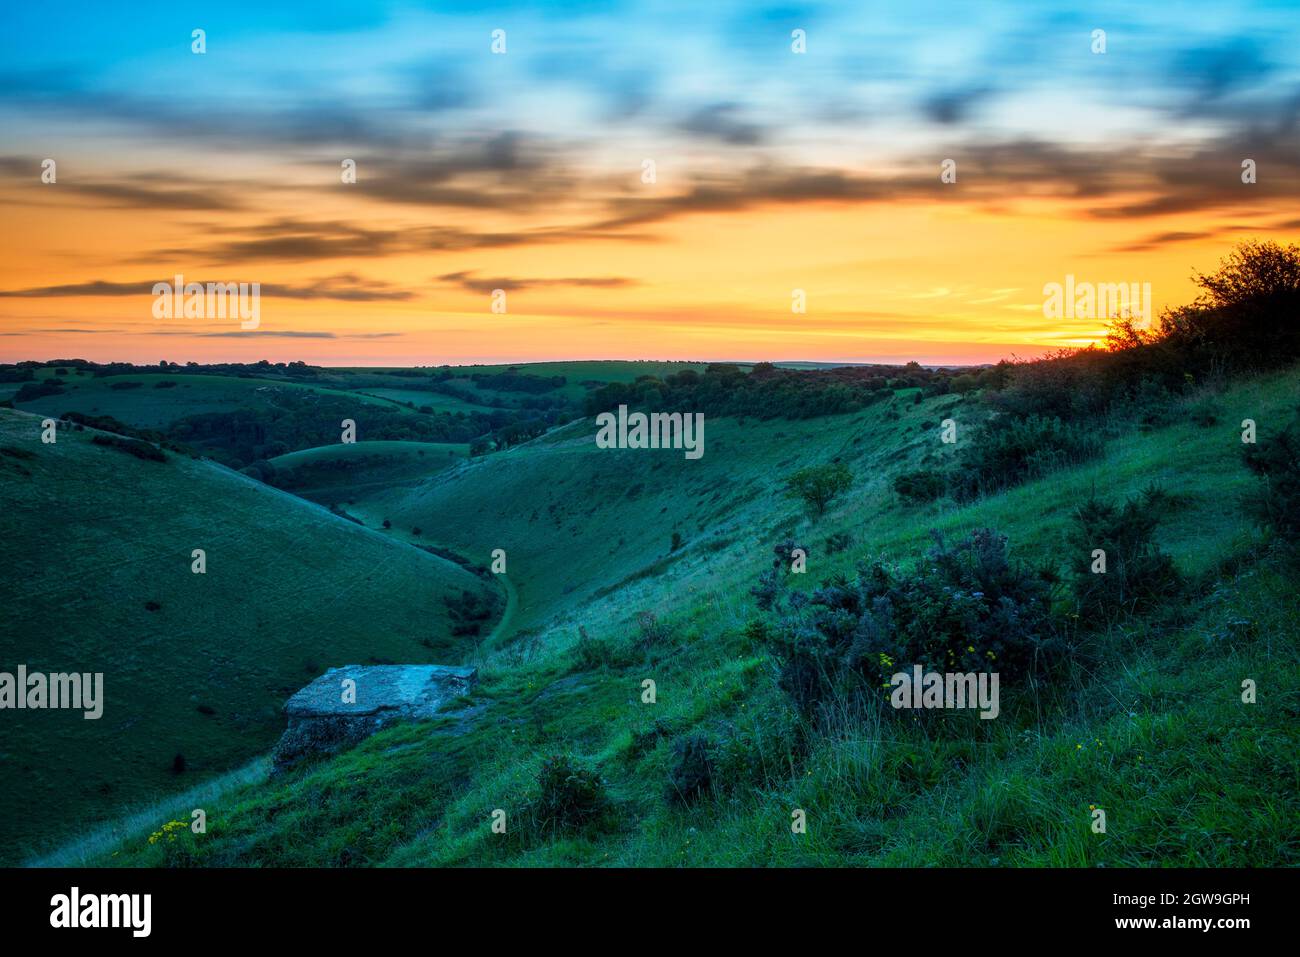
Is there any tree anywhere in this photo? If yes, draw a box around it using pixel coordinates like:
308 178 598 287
785 462 853 516
1160 240 1300 371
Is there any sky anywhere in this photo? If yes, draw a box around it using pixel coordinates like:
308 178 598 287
1 0 1298 366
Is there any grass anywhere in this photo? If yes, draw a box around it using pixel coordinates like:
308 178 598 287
18 365 1300 867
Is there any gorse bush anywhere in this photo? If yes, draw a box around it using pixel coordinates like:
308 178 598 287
757 528 1061 721
572 625 623 671
893 468 945 503
667 735 716 805
528 755 610 835
750 541 807 611
950 414 1103 501
1068 489 1181 622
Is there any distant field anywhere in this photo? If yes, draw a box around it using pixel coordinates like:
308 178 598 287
0 409 499 865
11 372 416 430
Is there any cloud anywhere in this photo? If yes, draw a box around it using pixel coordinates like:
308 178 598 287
0 273 415 301
677 103 766 145
436 271 636 293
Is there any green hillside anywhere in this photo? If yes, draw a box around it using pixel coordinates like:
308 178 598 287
0 409 501 865
62 365 1300 867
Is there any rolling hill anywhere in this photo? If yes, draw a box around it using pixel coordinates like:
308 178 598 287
0 408 502 864
49 366 1296 867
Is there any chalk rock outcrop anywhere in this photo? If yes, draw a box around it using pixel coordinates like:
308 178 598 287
273 664 477 770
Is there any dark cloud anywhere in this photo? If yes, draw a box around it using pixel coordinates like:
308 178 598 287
678 103 766 145
922 86 996 125
0 273 414 301
0 280 149 298
436 271 635 293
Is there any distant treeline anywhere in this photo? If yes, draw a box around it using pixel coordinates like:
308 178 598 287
583 361 980 420
4 358 324 379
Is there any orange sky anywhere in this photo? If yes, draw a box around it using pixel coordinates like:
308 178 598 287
2 185 1287 366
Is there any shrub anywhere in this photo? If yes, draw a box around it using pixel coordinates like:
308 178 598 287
573 625 620 670
444 588 497 637
1067 490 1181 621
757 528 1060 721
91 434 166 462
784 462 853 516
1187 397 1222 427
14 380 66 402
632 610 670 652
950 414 1102 500
529 755 609 834
750 541 807 611
893 468 946 503
824 531 853 554
667 735 716 805
1242 412 1300 562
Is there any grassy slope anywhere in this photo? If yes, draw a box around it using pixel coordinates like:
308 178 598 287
0 409 499 865
59 368 1300 866
266 441 469 507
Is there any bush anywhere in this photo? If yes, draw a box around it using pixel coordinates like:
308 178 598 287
92 434 166 462
950 414 1102 500
893 468 946 503
573 625 621 670
633 610 669 652
529 755 609 834
1067 489 1181 621
13 380 66 402
667 735 716 805
1242 412 1300 562
784 461 853 516
756 528 1060 721
1187 396 1222 427
750 541 807 611
824 531 853 554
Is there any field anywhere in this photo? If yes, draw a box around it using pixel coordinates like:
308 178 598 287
26 363 1297 867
